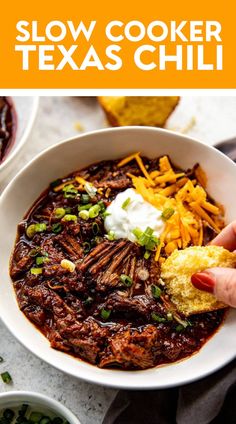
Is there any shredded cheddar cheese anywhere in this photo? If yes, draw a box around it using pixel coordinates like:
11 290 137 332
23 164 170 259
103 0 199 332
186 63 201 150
189 202 220 233
135 154 155 186
53 179 76 192
53 175 89 194
159 156 172 173
201 201 220 215
194 164 207 188
118 153 224 261
75 176 88 185
117 152 140 167
198 220 203 246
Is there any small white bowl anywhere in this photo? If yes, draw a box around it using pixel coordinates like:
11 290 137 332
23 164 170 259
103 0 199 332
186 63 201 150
0 391 80 423
0 126 236 389
0 97 39 179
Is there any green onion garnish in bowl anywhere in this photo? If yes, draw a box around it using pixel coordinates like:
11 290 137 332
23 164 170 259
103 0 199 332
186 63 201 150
0 392 80 424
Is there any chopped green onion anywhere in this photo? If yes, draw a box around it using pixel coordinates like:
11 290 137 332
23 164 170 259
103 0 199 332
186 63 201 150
1 372 12 384
92 222 100 235
89 204 101 218
15 418 25 424
39 417 51 424
90 239 97 247
78 203 92 211
84 296 93 306
83 242 91 253
30 267 43 275
15 417 25 424
161 208 175 221
120 274 133 287
151 313 166 323
94 236 103 244
65 207 72 214
79 210 89 220
19 404 28 416
52 223 62 234
0 357 3 363
122 197 131 209
181 319 192 328
174 315 191 328
106 230 116 240
62 181 77 191
144 250 151 259
62 184 78 198
132 227 143 239
61 259 75 272
29 247 41 257
29 412 43 423
145 237 160 251
84 182 97 197
3 409 15 422
35 223 47 232
81 194 91 204
175 324 185 332
64 190 78 199
26 224 36 238
167 312 173 321
151 285 162 299
102 211 111 219
50 179 61 189
144 227 153 236
52 418 63 424
36 257 44 266
62 214 78 222
97 201 106 213
26 223 47 238
139 227 154 246
54 208 65 219
133 227 160 251
101 308 111 320
36 256 49 266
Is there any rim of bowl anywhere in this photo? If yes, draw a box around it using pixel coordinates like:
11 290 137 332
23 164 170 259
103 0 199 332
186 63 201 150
1 125 235 194
0 126 236 389
0 391 80 423
0 97 39 173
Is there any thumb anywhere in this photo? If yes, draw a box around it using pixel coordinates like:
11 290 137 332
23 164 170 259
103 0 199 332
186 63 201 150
191 268 236 307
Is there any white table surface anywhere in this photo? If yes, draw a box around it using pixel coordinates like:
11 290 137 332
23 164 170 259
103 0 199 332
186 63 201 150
0 96 236 423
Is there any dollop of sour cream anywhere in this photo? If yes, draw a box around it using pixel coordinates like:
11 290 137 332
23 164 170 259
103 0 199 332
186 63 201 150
104 188 164 242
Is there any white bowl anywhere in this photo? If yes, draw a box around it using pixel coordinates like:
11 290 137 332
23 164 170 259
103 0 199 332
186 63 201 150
0 97 39 179
0 391 80 423
0 127 236 389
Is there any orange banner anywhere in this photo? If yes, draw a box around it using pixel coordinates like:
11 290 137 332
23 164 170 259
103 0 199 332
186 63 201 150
0 0 235 88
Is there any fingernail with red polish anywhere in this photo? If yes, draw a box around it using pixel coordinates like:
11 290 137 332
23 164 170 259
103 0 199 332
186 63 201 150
191 273 215 294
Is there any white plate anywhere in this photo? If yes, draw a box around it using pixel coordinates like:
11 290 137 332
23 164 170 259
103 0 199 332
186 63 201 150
0 97 39 179
0 126 236 389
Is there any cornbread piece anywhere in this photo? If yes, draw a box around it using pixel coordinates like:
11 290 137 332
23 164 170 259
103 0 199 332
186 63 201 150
98 96 179 127
161 246 236 316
